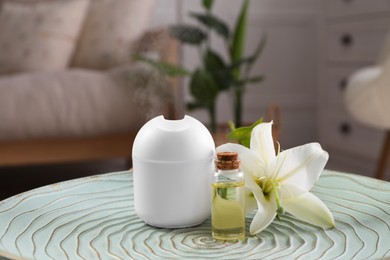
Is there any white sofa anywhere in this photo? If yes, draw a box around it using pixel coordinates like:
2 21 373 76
0 0 178 166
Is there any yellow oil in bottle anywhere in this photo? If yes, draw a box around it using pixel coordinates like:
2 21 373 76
212 181 245 241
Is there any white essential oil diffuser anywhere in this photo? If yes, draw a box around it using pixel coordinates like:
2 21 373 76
132 115 215 228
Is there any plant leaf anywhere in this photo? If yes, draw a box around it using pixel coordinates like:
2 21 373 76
248 35 267 65
189 12 229 39
202 0 214 10
245 35 267 73
190 69 219 104
134 55 191 77
229 35 266 69
228 120 236 131
204 49 226 71
230 0 250 62
170 25 207 45
227 118 263 148
203 50 232 91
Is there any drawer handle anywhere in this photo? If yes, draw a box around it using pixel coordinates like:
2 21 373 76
339 78 348 91
341 0 353 3
339 123 352 136
340 33 353 47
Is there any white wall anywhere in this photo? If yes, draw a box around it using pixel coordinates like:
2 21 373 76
148 0 179 27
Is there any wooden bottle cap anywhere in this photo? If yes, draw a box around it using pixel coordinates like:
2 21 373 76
215 152 240 170
217 152 238 161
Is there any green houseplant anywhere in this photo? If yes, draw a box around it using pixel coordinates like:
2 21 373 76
139 0 265 132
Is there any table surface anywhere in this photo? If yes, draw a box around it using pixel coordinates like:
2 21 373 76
0 170 389 260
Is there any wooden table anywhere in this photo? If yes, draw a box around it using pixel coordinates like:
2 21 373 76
0 170 389 259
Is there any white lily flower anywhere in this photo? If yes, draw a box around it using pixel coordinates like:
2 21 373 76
216 121 335 235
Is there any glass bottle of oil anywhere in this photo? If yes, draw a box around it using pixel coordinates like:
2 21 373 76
212 152 245 241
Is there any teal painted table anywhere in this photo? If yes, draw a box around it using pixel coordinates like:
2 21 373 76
0 170 389 259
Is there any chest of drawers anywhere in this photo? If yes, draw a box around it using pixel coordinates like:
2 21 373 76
318 0 390 177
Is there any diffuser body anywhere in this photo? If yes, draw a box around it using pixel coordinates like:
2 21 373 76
132 115 215 228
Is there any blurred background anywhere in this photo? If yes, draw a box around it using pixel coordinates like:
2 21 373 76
1 0 389 200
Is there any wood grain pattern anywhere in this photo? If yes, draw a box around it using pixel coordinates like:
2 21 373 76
0 170 389 259
0 133 135 167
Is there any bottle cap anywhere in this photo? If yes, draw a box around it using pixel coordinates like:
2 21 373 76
215 152 240 170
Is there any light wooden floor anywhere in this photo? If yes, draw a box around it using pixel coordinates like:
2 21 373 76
0 159 129 200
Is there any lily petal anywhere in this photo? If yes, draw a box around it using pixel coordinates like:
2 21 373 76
249 186 277 235
244 187 257 214
216 143 249 154
216 143 265 178
250 121 276 168
275 143 329 197
244 171 260 190
282 192 335 228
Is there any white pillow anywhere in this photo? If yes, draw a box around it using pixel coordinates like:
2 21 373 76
71 0 154 70
0 0 90 75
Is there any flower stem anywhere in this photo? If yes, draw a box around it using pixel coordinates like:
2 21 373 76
209 103 217 133
234 87 243 127
272 182 284 221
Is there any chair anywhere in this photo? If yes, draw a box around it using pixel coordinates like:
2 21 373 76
345 35 390 180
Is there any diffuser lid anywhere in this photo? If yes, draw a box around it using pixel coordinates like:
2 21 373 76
132 115 215 163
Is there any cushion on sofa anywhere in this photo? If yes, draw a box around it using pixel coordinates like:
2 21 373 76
0 0 90 75
71 0 154 70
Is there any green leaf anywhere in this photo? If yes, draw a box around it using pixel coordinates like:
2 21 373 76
202 0 214 10
230 0 250 62
226 36 266 74
189 12 230 39
227 118 263 148
248 35 267 66
203 50 234 91
212 70 234 91
190 69 219 104
228 120 236 131
134 55 191 77
230 36 267 70
244 35 267 73
204 49 225 71
170 25 207 45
